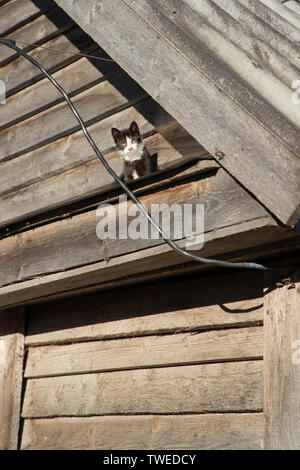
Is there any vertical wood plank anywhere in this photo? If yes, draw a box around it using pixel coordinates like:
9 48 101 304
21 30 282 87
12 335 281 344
264 270 300 449
0 308 25 450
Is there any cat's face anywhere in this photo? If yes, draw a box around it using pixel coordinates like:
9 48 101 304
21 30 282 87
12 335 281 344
111 121 142 156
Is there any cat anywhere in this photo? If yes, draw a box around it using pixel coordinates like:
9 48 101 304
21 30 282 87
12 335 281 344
111 121 157 182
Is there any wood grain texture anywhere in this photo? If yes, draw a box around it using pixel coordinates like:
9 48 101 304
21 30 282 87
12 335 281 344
22 360 263 417
24 269 264 346
21 413 264 450
0 0 54 37
54 0 300 225
1 27 97 97
0 47 120 131
0 7 74 67
0 308 25 449
25 326 263 378
264 270 300 449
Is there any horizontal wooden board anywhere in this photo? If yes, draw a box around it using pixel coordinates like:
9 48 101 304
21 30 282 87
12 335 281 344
0 170 268 288
22 360 263 417
0 98 172 199
0 7 74 67
0 0 54 37
0 74 147 162
1 27 98 97
0 308 25 450
1 215 293 311
0 48 121 131
0 126 211 227
20 413 264 450
24 265 264 346
24 326 263 378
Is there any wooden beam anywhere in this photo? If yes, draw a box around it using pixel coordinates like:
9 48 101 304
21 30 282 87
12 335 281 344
0 308 25 450
0 170 268 289
54 0 300 225
264 269 300 449
0 215 296 311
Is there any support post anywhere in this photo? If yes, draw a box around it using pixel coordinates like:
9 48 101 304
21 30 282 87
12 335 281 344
264 270 300 449
0 308 25 450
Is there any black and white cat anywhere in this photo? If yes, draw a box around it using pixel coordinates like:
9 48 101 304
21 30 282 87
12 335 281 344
111 121 156 182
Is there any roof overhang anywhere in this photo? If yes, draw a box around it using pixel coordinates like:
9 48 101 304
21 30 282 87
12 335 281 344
55 0 300 226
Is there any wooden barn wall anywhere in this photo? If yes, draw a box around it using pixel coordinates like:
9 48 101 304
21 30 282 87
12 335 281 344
19 269 265 450
0 0 209 231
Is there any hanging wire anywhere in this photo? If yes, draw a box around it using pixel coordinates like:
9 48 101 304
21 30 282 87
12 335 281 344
0 38 293 271
0 38 116 62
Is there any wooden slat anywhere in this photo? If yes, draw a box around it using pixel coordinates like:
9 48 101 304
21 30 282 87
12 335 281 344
20 413 264 450
25 326 263 378
0 98 172 202
1 27 97 97
22 360 263 417
0 215 293 311
0 7 74 67
239 0 300 42
0 308 24 449
0 0 54 37
0 170 268 288
25 269 264 346
54 0 300 225
0 74 147 163
264 270 300 449
0 48 120 131
0 126 212 228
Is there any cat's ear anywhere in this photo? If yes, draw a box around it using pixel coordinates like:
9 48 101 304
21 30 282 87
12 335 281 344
111 127 121 141
130 121 140 136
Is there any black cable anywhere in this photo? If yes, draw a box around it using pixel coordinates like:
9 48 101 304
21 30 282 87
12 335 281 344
0 38 286 271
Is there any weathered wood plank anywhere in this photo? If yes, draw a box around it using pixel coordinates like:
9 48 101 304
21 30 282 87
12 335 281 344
54 0 300 225
0 48 120 131
0 7 74 67
264 270 300 449
1 27 97 97
20 413 264 450
24 269 264 346
0 74 147 163
25 326 263 378
0 98 171 198
0 308 25 449
0 126 211 228
22 360 263 417
0 0 54 37
0 215 293 312
0 170 268 288
238 0 300 42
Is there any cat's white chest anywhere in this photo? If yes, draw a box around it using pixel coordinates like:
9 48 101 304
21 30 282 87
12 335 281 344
121 141 144 162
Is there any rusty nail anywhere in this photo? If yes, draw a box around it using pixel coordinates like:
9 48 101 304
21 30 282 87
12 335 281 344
215 151 225 160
